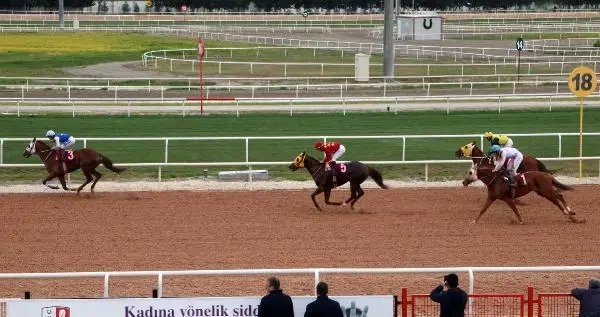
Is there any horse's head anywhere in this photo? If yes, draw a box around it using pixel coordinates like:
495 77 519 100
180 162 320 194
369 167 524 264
462 160 494 186
455 141 478 158
288 152 307 171
22 137 37 157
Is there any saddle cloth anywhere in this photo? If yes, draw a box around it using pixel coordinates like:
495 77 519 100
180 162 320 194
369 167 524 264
504 173 527 186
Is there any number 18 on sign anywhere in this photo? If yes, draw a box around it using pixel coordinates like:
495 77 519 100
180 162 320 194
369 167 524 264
567 66 597 177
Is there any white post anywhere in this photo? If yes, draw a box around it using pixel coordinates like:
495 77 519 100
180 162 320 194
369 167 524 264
0 139 3 164
103 274 110 298
314 270 320 295
425 163 429 182
245 138 249 163
468 269 474 317
402 137 406 161
164 139 169 163
158 167 162 182
157 273 163 298
72 103 75 118
83 138 87 148
17 101 20 117
558 134 562 158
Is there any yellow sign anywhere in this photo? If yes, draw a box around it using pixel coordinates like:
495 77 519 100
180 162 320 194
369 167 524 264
146 0 153 7
568 66 597 178
568 66 597 97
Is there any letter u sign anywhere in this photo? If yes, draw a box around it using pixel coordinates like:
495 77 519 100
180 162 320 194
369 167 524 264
423 18 433 29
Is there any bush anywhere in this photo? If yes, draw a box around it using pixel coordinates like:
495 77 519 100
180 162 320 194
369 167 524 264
133 3 140 12
594 40 600 48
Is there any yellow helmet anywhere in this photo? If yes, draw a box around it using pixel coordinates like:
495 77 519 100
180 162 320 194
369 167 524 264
483 131 493 139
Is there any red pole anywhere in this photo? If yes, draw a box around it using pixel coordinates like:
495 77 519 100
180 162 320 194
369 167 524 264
401 287 408 317
527 286 534 317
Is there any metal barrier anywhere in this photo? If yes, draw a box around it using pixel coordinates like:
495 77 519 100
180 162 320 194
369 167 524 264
401 287 578 317
536 293 578 317
403 291 525 317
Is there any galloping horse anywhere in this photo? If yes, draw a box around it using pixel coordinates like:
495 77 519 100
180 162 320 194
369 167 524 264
23 138 125 194
462 156 584 224
288 152 388 211
455 141 554 174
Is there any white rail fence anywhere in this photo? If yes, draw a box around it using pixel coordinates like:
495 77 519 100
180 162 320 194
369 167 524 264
2 94 600 118
142 49 600 77
0 79 590 101
4 134 600 181
1 266 600 298
142 34 600 62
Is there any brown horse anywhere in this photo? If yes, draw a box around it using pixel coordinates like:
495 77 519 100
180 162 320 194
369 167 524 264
288 152 388 211
22 138 125 194
462 156 584 224
455 141 554 174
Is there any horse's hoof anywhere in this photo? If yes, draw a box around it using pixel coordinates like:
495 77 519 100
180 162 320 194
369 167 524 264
342 202 347 207
568 211 576 216
470 220 477 225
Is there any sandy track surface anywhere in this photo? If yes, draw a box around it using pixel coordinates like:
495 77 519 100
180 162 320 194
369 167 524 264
0 183 598 299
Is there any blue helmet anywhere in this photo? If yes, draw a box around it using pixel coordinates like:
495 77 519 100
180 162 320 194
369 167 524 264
488 144 501 154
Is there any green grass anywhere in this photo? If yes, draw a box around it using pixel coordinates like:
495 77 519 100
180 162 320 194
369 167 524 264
3 108 600 182
0 32 258 77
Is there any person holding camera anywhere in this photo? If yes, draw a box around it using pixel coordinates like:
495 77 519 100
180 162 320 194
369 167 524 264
430 273 468 317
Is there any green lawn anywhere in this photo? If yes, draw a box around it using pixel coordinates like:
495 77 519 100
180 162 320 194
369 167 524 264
0 32 258 77
2 109 600 182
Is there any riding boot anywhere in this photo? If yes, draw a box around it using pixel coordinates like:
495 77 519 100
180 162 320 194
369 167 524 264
331 161 337 185
507 173 517 198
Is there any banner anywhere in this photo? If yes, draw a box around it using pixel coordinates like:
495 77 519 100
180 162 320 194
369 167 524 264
6 295 393 317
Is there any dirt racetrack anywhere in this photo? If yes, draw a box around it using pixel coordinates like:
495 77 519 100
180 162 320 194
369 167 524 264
0 185 598 299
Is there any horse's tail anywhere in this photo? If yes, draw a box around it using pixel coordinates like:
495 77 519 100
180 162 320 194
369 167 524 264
100 155 125 173
537 159 555 174
552 177 573 191
368 167 388 189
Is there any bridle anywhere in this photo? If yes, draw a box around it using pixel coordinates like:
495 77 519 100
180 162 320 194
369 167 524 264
472 158 498 186
29 141 54 162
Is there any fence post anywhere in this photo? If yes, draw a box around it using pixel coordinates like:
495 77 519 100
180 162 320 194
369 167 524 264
401 288 408 317
157 273 163 298
314 270 320 296
558 134 562 158
468 269 474 317
164 139 169 163
402 137 406 161
425 163 429 183
527 286 534 317
0 139 3 165
17 101 20 117
245 138 249 163
158 167 162 182
103 274 110 298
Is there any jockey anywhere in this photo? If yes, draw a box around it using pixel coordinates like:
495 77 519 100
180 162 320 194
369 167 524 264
314 141 346 183
489 144 523 194
46 130 76 161
483 131 513 148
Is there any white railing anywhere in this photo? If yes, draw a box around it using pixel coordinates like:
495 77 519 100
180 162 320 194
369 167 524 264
1 265 599 298
0 79 588 100
1 94 600 118
4 134 600 181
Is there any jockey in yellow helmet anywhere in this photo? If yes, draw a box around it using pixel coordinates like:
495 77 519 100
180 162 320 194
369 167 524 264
483 131 513 148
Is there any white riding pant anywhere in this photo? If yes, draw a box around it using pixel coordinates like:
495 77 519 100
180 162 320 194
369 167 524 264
506 152 523 175
60 137 76 149
331 145 345 161
502 138 513 148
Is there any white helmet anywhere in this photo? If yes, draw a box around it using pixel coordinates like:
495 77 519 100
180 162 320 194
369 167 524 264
46 130 56 137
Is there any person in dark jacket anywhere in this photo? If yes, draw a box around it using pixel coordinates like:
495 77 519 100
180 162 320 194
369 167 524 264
304 281 343 317
572 278 600 317
258 277 295 317
430 273 469 317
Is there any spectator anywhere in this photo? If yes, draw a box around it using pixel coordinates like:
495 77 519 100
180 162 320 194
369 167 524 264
257 277 295 317
430 273 469 317
571 278 600 317
304 281 343 317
